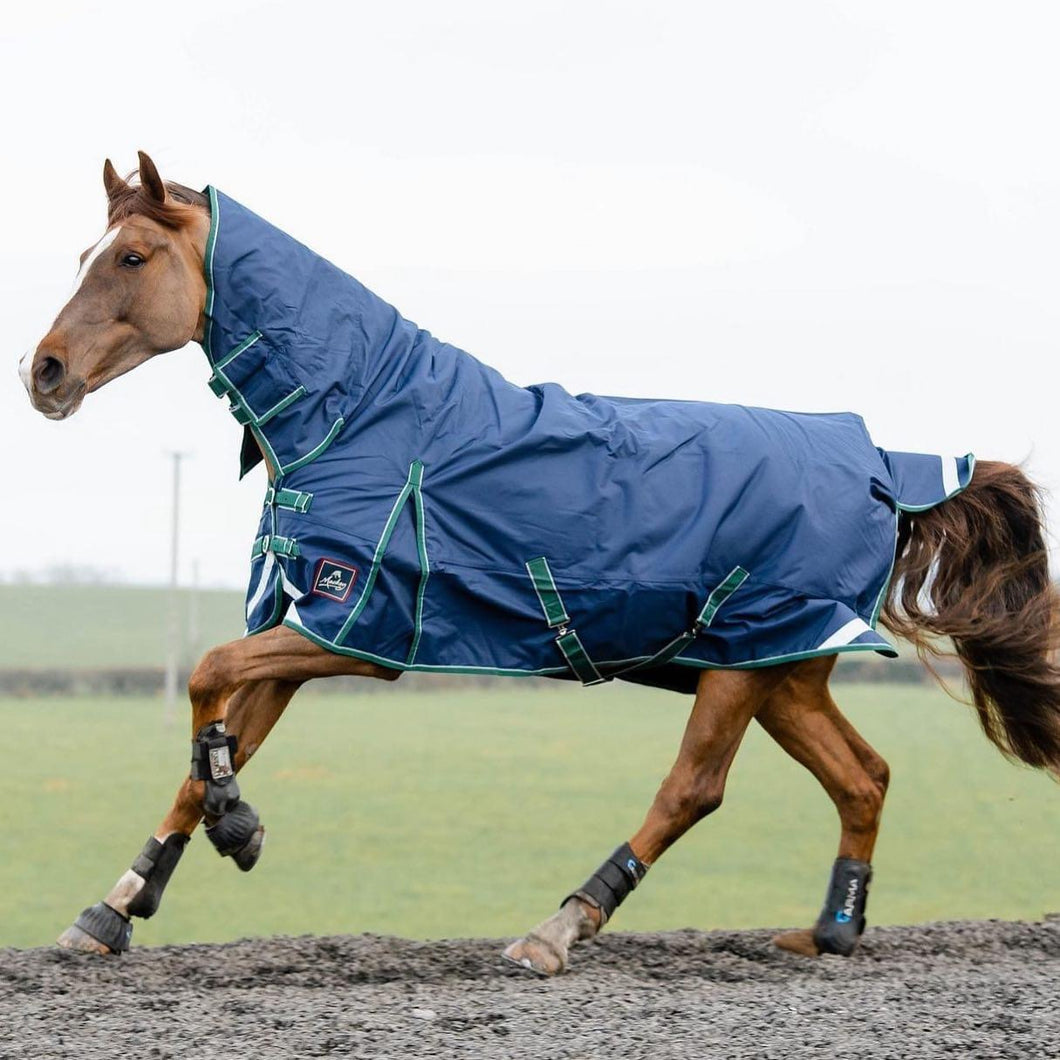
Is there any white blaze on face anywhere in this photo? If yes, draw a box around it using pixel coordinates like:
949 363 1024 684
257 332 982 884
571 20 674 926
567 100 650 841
70 225 121 296
18 225 122 395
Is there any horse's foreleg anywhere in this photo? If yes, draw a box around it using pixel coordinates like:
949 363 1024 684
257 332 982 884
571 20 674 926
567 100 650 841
58 626 397 954
504 665 793 975
756 656 890 958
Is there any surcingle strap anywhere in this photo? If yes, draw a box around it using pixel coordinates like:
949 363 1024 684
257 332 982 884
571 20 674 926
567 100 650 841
525 556 606 686
812 857 873 956
563 842 649 925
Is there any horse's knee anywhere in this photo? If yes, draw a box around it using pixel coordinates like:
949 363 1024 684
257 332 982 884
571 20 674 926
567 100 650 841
658 773 724 829
866 755 890 798
188 645 234 705
835 777 884 834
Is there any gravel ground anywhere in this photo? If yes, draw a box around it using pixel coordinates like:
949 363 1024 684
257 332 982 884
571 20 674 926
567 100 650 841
1 919 1058 1059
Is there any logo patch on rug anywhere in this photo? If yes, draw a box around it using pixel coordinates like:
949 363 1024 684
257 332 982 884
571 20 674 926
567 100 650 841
312 559 358 602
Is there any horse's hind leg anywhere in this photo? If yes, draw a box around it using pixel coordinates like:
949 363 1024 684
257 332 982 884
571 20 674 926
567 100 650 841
504 665 794 976
756 655 890 958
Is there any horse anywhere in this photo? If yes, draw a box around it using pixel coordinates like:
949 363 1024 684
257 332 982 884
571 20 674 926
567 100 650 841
19 152 1060 973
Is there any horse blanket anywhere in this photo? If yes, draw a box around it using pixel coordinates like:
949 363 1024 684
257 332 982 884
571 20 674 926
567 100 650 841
201 188 974 693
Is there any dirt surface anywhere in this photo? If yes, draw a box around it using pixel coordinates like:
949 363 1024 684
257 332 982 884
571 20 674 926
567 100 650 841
1 919 1058 1059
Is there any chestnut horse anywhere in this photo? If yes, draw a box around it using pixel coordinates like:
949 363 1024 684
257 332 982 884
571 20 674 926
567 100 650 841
20 153 1060 972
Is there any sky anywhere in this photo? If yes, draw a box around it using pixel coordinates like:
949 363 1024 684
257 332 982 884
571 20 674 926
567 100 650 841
3 1 1059 589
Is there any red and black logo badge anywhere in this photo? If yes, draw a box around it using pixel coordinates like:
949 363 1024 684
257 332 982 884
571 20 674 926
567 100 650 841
311 559 358 602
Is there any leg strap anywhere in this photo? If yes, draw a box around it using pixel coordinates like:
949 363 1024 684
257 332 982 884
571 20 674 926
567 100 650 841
190 721 241 817
126 833 190 919
812 857 873 956
563 842 649 925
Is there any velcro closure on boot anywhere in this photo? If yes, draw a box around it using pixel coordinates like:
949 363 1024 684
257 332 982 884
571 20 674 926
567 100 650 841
562 842 649 923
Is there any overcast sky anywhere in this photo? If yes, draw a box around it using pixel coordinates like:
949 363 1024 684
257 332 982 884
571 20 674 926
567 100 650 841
3 1 1058 589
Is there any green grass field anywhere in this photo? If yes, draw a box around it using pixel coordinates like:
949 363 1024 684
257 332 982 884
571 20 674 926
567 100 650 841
1 682 1058 950
0 584 244 669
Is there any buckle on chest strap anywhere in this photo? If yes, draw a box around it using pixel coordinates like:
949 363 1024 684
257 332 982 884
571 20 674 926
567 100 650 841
251 534 302 560
525 556 606 686
264 487 314 513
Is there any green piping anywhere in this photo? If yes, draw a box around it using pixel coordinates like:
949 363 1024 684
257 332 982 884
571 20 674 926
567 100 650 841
245 578 284 637
202 186 220 362
285 619 569 676
895 453 976 513
671 640 897 670
279 417 346 475
406 474 431 666
869 518 900 630
256 385 308 427
214 330 263 372
335 461 423 645
207 355 283 472
200 186 340 480
874 452 976 635
282 618 894 678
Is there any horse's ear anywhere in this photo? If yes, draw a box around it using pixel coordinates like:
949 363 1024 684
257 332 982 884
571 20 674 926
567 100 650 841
137 150 167 204
103 158 129 202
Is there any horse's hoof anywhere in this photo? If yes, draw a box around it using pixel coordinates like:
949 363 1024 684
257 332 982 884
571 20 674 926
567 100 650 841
502 934 567 977
58 901 132 954
772 928 821 957
57 923 120 956
232 825 266 872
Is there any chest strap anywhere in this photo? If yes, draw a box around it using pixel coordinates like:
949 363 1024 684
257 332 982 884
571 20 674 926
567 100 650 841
251 534 302 559
264 487 314 513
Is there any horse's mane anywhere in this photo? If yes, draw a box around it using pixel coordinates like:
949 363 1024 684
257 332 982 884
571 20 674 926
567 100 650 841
107 179 208 229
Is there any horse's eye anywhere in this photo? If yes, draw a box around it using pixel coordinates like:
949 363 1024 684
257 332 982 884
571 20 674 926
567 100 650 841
121 253 145 268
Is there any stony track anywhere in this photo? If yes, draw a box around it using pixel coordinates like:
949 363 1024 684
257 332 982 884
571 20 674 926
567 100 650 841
2 919 1058 1058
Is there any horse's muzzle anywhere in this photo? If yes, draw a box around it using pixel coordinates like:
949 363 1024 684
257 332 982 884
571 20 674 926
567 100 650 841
19 349 85 420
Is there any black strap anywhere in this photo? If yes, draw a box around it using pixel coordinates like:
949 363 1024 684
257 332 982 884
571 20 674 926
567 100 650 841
527 561 751 685
191 723 241 817
563 842 649 924
190 726 238 783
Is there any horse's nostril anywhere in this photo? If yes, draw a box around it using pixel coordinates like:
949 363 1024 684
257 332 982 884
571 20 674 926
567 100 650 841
34 356 65 395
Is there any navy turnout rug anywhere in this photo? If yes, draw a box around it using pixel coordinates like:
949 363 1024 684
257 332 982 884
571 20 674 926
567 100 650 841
201 188 974 693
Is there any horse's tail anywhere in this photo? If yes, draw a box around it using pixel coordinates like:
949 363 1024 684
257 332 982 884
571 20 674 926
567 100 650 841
879 460 1060 773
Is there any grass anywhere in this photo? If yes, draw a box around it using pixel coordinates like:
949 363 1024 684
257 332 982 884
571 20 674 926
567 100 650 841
1 682 1058 949
0 584 244 669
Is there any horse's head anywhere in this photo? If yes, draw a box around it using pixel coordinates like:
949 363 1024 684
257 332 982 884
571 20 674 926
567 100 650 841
19 151 210 420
